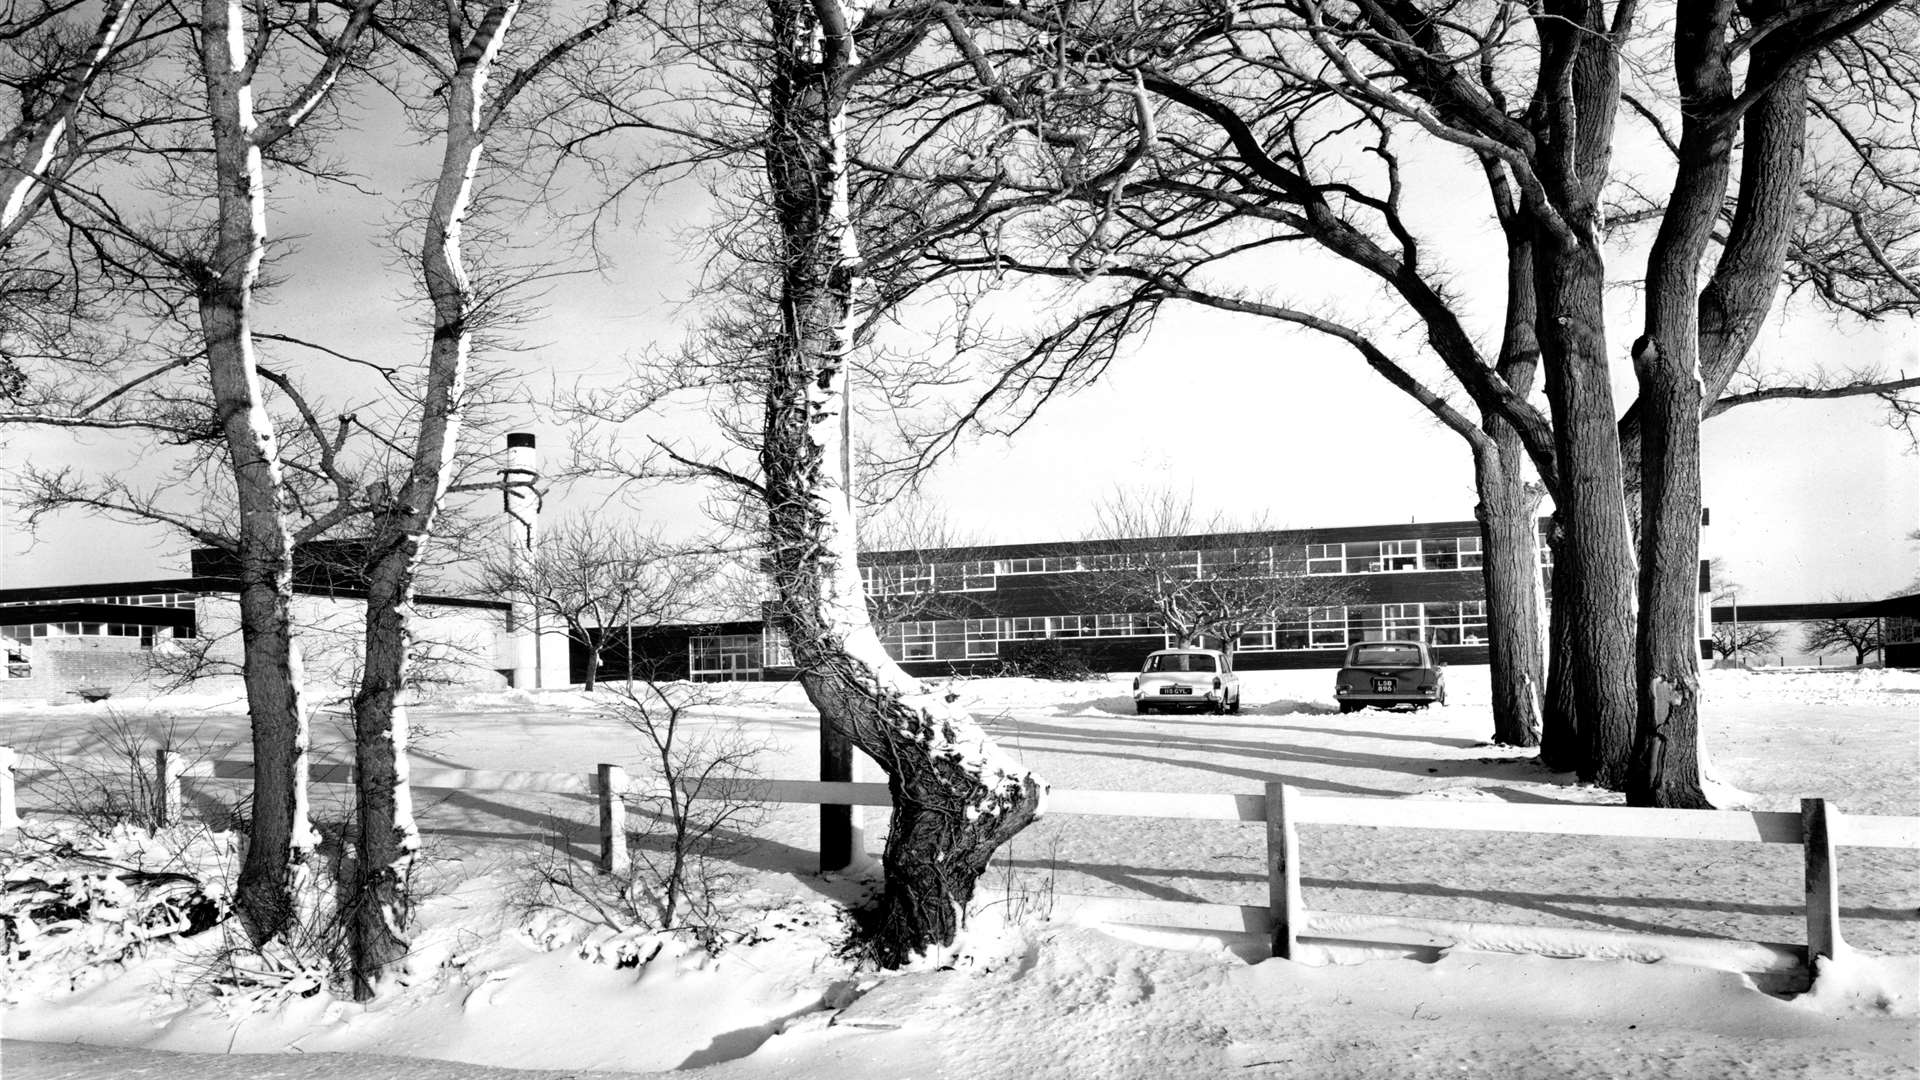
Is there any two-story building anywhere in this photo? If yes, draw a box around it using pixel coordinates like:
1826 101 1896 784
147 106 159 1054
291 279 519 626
593 518 1553 682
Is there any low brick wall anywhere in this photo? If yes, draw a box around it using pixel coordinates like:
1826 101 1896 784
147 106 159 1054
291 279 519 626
0 637 159 703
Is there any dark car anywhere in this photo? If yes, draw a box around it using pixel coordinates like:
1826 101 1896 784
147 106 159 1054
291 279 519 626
1133 648 1242 715
1334 640 1446 712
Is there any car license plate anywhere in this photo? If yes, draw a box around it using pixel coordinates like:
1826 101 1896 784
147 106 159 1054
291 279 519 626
1163 686 1191 694
1372 678 1395 693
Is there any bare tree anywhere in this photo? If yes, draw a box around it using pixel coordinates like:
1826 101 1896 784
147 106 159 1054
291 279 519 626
477 515 724 691
1714 622 1785 660
838 0 1916 804
1073 486 1345 664
341 0 652 998
621 0 1045 966
602 675 770 939
857 493 979 632
1802 603 1885 665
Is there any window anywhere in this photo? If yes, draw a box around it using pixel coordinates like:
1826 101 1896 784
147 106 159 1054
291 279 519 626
1380 540 1420 572
3 639 29 679
1383 602 1422 639
965 619 1000 658
1003 616 1051 639
1198 549 1240 578
1537 521 1555 568
689 634 762 681
1274 609 1312 650
1344 541 1383 574
1308 607 1347 649
1237 622 1276 651
1459 536 1484 569
1093 613 1158 637
763 627 795 668
1306 543 1344 575
1145 652 1216 673
1351 642 1425 667
896 621 937 660
1423 537 1461 570
1425 601 1464 645
1460 600 1488 643
959 561 996 590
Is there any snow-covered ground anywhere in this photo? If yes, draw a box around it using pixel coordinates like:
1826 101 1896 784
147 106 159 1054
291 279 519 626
3 666 1917 1079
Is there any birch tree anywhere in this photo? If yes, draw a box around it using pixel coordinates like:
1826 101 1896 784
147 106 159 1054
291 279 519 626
190 0 379 943
344 0 649 994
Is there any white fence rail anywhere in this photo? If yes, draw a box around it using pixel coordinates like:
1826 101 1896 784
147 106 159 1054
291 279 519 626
3 748 1915 970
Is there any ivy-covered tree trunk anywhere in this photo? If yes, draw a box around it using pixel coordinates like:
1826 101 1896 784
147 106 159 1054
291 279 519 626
762 0 1042 966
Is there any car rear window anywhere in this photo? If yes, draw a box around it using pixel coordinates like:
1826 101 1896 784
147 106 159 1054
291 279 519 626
1351 644 1423 666
1147 653 1217 673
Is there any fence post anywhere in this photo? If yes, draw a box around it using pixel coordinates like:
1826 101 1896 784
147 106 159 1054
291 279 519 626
0 746 18 830
599 764 629 875
1802 797 1844 967
154 748 185 827
1265 781 1303 960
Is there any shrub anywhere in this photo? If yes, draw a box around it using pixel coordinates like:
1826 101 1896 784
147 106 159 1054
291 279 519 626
1000 639 1098 681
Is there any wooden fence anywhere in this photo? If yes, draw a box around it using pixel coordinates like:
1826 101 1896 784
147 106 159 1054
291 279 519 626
4 747 1916 971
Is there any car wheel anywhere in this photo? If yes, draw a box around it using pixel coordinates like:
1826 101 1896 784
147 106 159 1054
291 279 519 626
1213 699 1227 716
1136 702 1152 715
1228 695 1242 715
1338 702 1355 714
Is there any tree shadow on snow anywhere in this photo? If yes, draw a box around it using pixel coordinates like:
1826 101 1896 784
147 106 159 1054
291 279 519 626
991 719 1542 797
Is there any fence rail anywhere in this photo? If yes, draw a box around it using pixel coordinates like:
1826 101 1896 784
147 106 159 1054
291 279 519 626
4 748 1915 972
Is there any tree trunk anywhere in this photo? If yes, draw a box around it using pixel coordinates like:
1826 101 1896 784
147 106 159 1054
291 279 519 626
763 0 1041 967
197 0 314 945
581 627 601 691
1525 5 1639 790
347 6 511 992
1539 515 1583 772
1531 234 1639 788
1477 206 1546 750
1627 2 1738 809
1473 435 1544 748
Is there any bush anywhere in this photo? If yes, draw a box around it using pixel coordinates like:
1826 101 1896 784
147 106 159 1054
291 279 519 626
999 640 1098 681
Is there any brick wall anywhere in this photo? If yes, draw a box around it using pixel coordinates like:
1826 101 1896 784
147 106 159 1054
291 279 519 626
0 637 160 703
0 594 510 702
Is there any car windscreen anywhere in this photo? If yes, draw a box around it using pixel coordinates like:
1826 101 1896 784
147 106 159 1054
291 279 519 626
1147 653 1217 673
1351 644 1423 667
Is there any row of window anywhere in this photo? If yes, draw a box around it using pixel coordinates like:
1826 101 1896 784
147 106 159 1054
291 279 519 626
691 601 1493 672
0 622 182 645
861 532 1553 595
4 592 196 609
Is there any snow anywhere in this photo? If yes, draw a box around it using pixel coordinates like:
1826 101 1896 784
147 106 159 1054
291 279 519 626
3 665 1917 1079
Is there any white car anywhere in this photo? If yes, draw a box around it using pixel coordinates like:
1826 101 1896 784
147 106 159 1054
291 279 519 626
1133 648 1242 715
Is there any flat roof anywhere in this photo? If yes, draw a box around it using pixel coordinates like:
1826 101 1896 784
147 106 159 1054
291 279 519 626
860 518 1510 565
0 577 510 612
